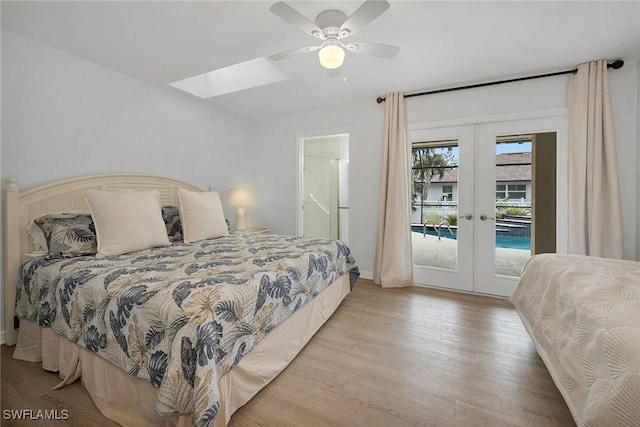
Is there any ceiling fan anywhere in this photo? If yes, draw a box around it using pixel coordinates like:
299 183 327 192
269 0 400 70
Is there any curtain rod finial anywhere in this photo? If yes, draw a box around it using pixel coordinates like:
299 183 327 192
376 96 386 103
609 59 624 70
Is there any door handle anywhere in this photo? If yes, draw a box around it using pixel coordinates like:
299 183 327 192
480 214 495 221
458 214 473 220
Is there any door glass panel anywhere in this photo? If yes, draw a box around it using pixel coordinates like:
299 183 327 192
303 155 339 239
494 137 532 276
411 140 459 270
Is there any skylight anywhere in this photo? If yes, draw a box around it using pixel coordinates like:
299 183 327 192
169 57 290 99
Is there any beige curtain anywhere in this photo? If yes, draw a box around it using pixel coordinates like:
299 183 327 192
567 60 623 258
374 92 413 288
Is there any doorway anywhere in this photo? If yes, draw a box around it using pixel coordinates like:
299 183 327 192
410 115 565 297
298 133 349 243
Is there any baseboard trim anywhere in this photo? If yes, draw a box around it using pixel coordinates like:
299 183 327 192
358 270 373 280
0 330 5 345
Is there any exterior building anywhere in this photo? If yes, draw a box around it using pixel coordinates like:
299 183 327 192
424 152 532 203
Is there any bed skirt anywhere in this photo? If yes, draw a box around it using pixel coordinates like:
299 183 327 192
13 274 351 427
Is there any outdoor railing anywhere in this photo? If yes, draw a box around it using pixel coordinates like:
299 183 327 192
412 200 532 228
421 219 454 240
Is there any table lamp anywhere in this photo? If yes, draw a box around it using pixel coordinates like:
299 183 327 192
228 186 254 231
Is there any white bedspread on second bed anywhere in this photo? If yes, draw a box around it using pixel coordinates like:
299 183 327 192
511 253 640 426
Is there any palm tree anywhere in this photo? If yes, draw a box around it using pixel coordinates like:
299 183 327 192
412 147 454 202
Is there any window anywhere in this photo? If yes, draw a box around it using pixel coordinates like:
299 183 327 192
496 184 526 200
442 185 453 201
411 141 458 225
412 143 457 201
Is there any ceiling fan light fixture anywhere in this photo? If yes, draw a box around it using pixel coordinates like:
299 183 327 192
270 1 399 67
318 44 345 69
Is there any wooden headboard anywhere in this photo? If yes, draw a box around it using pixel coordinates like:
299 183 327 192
3 173 205 346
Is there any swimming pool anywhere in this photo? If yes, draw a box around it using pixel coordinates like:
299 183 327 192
411 226 531 250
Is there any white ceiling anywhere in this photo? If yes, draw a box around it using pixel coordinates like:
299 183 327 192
2 1 639 120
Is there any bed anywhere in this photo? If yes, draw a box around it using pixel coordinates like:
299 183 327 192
510 253 640 427
3 174 358 427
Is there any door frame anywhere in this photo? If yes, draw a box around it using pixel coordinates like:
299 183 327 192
296 128 351 240
408 109 568 296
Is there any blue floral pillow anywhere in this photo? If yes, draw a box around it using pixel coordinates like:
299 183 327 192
33 213 97 255
161 206 231 242
161 206 183 241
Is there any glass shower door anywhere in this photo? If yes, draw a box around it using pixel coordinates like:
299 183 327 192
303 155 339 239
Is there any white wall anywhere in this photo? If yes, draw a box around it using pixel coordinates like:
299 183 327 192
1 30 252 195
609 61 639 262
0 30 252 340
251 69 640 278
250 101 382 277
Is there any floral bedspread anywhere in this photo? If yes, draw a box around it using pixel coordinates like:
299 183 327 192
16 233 358 426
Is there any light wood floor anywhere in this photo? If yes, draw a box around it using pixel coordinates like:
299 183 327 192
1 279 574 426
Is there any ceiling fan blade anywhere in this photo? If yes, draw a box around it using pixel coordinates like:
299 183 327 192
270 2 325 40
343 41 399 59
269 45 322 61
339 0 390 38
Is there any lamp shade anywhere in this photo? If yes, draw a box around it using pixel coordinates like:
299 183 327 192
228 187 254 207
318 45 345 69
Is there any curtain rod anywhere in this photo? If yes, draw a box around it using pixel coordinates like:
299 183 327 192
376 59 624 104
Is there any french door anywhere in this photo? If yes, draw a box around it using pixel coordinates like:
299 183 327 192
410 115 566 297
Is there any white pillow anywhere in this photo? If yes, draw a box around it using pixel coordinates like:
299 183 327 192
178 189 229 243
84 190 170 257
